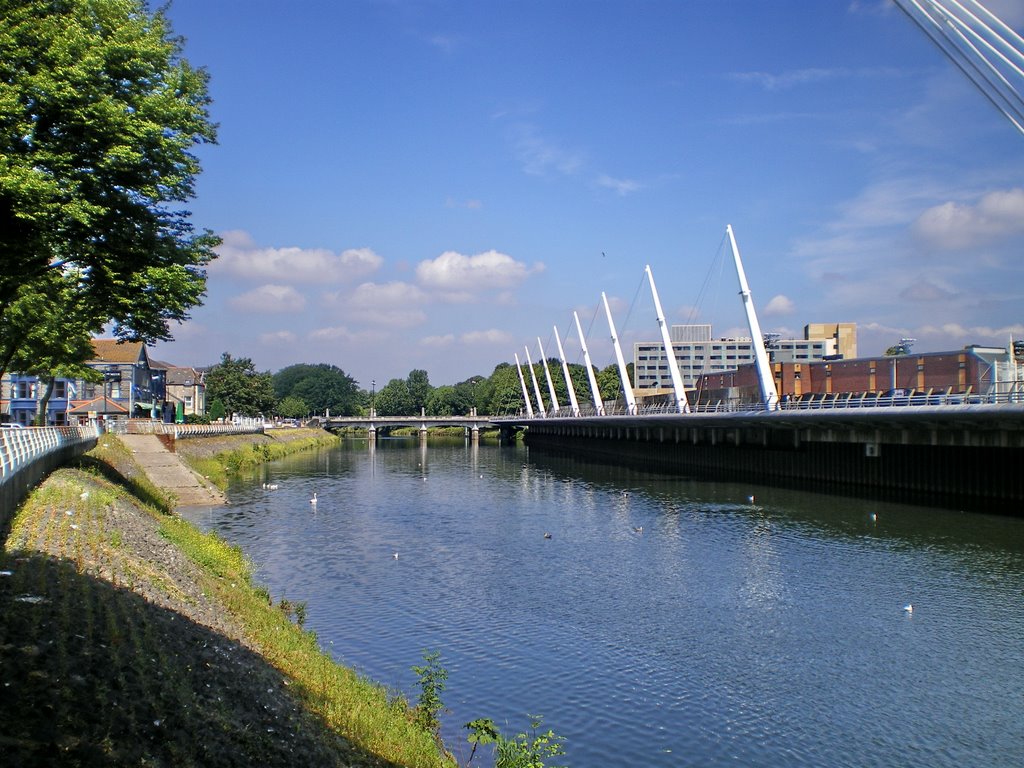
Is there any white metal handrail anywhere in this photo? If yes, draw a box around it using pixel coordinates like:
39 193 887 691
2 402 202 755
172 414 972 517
501 388 1024 420
0 425 101 483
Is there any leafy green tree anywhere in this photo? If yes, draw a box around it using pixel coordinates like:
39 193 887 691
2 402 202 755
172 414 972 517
0 0 219 365
273 363 360 415
425 384 475 416
406 369 432 413
374 377 414 416
484 362 526 415
3 272 100 423
596 364 622 403
208 398 226 422
204 353 276 417
276 395 309 419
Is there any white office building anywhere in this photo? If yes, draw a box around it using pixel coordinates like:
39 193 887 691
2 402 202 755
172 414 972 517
634 323 856 392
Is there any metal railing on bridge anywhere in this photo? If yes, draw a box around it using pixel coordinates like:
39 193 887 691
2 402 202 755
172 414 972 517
502 389 1024 420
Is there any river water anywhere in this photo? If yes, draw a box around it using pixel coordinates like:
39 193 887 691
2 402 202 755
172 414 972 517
181 438 1024 767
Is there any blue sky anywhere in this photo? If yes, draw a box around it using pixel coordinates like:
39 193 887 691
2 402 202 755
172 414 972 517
153 0 1024 388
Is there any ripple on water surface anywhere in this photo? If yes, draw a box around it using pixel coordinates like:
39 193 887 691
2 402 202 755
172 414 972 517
197 442 1024 768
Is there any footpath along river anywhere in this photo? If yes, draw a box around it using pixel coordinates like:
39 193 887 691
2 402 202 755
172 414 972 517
180 437 1024 767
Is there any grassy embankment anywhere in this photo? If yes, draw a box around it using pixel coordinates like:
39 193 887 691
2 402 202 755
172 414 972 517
0 434 454 767
174 427 341 489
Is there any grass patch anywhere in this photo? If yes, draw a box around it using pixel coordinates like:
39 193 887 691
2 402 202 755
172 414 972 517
156 513 453 767
177 431 341 490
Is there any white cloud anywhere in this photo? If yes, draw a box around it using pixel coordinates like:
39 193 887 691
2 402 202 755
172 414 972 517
461 329 515 345
912 188 1024 250
307 326 387 344
763 294 795 315
421 334 455 347
416 250 544 297
332 281 428 328
445 197 483 209
728 66 903 91
349 281 427 306
258 330 298 345
899 278 956 302
597 174 642 196
212 230 383 283
512 124 585 177
228 284 306 314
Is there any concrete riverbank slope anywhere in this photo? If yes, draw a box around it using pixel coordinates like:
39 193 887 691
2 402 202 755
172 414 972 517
117 433 225 507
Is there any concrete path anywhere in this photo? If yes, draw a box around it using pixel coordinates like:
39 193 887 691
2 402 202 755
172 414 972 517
118 434 225 508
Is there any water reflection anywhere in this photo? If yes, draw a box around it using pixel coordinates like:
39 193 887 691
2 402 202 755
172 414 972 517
181 439 1024 768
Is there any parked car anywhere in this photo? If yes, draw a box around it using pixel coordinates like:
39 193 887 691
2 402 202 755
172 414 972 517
1 423 25 428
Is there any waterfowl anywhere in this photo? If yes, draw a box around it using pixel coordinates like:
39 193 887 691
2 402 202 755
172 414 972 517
543 532 552 539
903 603 914 613
310 493 317 505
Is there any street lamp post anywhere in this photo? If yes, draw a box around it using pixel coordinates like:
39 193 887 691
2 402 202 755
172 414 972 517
371 379 376 418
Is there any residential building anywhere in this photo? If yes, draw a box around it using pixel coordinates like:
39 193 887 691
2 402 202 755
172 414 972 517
152 361 205 419
1 339 164 425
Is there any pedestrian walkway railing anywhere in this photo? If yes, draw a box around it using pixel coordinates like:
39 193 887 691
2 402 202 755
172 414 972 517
126 419 264 439
500 388 1024 420
0 425 101 484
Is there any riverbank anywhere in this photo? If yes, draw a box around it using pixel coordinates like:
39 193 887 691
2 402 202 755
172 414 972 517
173 427 341 490
0 433 452 767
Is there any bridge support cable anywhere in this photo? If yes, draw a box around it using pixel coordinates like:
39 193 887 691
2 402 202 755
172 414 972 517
537 337 561 414
513 353 535 418
602 291 639 414
574 310 605 414
895 0 1024 136
523 345 547 416
646 264 691 413
726 225 778 411
554 324 582 416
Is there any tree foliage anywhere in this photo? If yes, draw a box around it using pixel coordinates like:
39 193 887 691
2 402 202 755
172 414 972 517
0 0 218 372
204 353 276 418
276 395 308 419
406 369 431 413
374 377 414 416
273 363 360 416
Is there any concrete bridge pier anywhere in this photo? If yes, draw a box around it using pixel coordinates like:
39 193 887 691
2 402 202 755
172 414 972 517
419 425 428 444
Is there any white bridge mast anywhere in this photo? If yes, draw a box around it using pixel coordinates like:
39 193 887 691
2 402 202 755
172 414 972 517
554 325 581 416
645 264 690 413
574 310 604 414
524 345 547 416
602 291 638 414
537 337 560 414
726 225 778 410
513 353 534 418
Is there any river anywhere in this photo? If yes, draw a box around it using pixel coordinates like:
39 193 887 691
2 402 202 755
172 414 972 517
181 437 1024 767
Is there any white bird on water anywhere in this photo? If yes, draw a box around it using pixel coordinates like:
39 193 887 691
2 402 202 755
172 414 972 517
310 493 317 505
903 603 914 614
